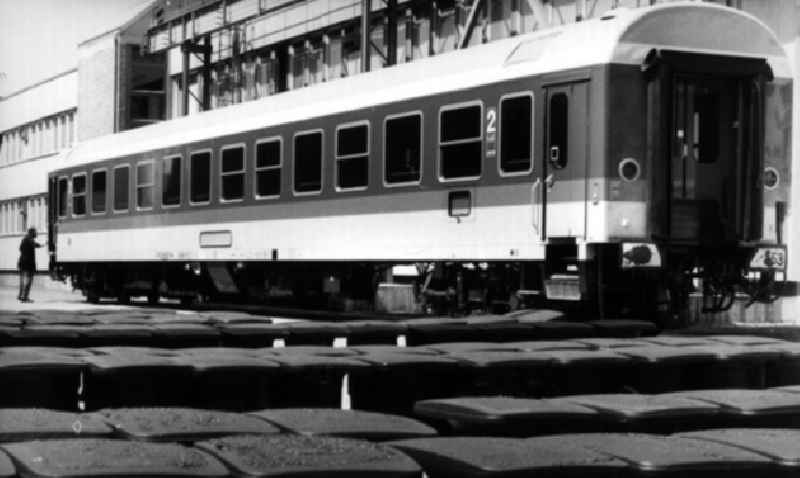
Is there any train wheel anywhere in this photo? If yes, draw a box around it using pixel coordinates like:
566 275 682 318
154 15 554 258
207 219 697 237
180 293 204 308
86 289 100 304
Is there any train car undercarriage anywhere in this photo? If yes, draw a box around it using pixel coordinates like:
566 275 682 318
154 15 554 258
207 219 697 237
60 238 785 327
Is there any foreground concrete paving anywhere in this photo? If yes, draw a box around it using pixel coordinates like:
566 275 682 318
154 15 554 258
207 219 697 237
0 283 129 312
1 279 799 327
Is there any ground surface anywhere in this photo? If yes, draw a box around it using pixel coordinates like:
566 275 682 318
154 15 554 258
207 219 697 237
1 278 799 326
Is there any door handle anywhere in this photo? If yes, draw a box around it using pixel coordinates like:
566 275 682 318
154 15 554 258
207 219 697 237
550 145 560 164
544 173 555 189
531 178 541 235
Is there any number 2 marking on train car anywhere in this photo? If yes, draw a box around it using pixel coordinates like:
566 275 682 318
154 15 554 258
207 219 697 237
486 108 497 134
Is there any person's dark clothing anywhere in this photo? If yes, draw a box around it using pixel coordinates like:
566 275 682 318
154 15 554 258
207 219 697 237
18 236 39 272
18 270 33 302
18 235 41 302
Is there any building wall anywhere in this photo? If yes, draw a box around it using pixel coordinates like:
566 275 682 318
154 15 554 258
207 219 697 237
77 32 118 141
0 197 49 272
0 71 78 132
0 71 78 169
0 153 68 272
0 70 80 273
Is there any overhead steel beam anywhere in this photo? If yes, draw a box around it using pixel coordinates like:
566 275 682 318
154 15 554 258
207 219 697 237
459 0 485 49
386 0 398 66
361 0 371 72
201 34 211 110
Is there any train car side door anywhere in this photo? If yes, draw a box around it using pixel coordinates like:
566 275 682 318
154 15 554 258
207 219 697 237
543 81 589 238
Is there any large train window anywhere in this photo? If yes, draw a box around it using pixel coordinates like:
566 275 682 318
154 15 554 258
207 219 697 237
255 137 281 199
113 166 129 212
136 161 154 210
548 93 568 169
190 150 211 205
499 93 533 175
439 102 482 180
162 155 182 207
336 121 369 191
71 173 87 217
221 144 245 202
91 169 107 214
384 112 422 186
293 130 323 195
57 176 68 218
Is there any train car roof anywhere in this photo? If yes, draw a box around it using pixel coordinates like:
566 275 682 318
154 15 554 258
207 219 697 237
58 1 789 170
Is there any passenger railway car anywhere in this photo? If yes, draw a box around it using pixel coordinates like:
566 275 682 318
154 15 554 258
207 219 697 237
48 3 792 319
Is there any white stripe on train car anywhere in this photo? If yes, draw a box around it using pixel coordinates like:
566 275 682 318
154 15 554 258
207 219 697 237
56 200 648 263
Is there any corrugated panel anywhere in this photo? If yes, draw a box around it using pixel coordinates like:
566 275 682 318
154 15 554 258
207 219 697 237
262 0 288 12
150 27 171 52
227 0 260 22
195 6 223 34
170 22 183 45
213 30 232 62
329 0 359 25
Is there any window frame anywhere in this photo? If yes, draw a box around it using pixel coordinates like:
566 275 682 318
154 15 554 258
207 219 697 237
112 165 130 214
161 154 183 209
219 143 246 203
71 172 87 218
292 128 325 197
189 148 213 206
498 91 535 177
548 92 569 170
90 167 108 215
382 110 424 188
437 100 484 182
254 136 283 200
335 120 370 192
57 175 69 218
135 159 155 211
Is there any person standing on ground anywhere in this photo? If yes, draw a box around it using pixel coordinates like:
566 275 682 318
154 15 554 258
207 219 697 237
18 228 42 302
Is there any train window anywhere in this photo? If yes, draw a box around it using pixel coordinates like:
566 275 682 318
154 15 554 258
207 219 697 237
548 93 568 169
221 145 245 201
255 137 281 199
190 150 211 204
439 102 482 180
113 166 129 212
693 87 719 164
136 161 154 210
57 177 68 217
384 112 422 185
162 155 182 207
500 93 533 174
91 169 107 214
293 130 323 194
72 173 87 217
336 122 369 190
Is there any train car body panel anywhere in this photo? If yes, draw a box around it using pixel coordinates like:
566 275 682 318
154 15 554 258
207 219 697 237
47 3 794 315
